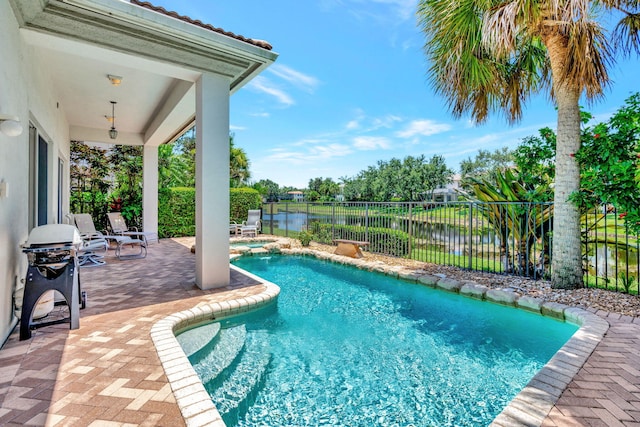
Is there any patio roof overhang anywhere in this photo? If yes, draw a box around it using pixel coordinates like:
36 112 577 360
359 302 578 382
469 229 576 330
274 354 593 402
9 0 278 147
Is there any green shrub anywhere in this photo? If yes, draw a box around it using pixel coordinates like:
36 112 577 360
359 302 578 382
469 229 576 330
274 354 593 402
298 229 313 247
158 187 195 238
230 188 262 223
157 186 263 238
309 222 411 257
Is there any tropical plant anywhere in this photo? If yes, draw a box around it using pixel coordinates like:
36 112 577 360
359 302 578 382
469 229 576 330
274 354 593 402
417 0 640 289
464 168 553 276
230 133 250 188
572 93 640 233
298 229 314 247
69 141 111 229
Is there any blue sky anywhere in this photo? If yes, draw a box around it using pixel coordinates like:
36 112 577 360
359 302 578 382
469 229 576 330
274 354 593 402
153 0 640 189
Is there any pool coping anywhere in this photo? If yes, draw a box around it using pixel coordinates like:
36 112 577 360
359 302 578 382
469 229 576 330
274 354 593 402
150 263 281 427
151 249 609 427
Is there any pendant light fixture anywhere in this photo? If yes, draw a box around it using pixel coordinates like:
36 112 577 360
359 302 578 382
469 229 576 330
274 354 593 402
108 101 118 140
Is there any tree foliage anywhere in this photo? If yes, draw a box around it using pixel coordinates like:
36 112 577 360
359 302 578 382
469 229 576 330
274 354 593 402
307 177 340 201
342 155 453 202
460 147 514 184
572 93 640 233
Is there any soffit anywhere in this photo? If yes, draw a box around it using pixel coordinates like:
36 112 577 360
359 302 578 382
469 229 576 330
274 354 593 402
10 0 277 146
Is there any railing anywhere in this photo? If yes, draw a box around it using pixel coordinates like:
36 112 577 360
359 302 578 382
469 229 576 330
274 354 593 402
261 201 640 295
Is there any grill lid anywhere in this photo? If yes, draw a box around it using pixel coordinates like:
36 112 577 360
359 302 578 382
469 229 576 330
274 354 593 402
25 224 82 247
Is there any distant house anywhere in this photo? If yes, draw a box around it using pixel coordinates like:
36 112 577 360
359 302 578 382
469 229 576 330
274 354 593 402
288 191 304 202
429 174 462 202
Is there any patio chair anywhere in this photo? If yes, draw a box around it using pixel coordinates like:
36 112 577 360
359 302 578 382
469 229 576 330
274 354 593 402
242 210 262 233
107 212 158 245
65 214 108 267
230 222 240 235
72 213 147 260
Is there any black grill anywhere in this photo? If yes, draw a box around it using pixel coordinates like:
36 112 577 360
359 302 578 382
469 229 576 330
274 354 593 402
20 224 84 340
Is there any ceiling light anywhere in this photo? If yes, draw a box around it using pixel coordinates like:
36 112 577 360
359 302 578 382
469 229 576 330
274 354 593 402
0 114 23 137
108 101 118 140
107 74 123 86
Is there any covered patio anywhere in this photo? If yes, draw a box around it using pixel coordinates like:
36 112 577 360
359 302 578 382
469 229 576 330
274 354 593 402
1 0 277 348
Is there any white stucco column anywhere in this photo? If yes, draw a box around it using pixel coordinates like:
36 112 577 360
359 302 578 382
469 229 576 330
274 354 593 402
142 145 158 236
195 73 230 289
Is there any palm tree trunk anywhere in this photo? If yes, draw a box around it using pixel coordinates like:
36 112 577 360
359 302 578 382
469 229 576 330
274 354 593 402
546 35 584 289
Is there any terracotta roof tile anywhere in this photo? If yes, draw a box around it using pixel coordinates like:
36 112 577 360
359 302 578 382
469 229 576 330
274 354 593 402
130 0 273 51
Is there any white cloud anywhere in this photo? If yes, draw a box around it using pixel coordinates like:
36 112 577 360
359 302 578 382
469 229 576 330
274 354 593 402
353 136 391 150
230 125 246 131
311 143 354 158
247 76 294 106
346 120 360 130
396 119 452 138
264 142 353 165
370 114 402 130
250 112 270 118
268 64 320 93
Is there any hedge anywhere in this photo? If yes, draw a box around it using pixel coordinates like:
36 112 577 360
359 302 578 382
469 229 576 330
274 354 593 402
230 188 262 223
158 187 195 238
158 187 263 238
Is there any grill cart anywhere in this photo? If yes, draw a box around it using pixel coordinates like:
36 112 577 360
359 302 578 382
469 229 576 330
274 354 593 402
20 224 85 340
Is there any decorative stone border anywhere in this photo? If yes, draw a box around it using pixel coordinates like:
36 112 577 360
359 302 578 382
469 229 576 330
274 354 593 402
150 265 280 427
152 247 608 427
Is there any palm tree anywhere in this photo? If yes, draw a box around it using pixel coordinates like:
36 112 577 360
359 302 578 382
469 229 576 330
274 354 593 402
417 0 640 289
229 134 251 187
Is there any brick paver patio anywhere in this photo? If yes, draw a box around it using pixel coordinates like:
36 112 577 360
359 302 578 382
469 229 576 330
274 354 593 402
1 237 639 426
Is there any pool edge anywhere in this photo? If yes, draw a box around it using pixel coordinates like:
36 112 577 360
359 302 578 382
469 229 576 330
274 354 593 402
150 265 280 427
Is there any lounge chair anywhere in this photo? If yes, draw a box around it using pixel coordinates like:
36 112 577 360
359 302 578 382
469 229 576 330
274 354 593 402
65 214 108 267
242 210 262 233
72 213 147 260
230 222 240 235
107 212 158 245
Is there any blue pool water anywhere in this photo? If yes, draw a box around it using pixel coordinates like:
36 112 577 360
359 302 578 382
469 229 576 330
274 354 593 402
179 255 578 427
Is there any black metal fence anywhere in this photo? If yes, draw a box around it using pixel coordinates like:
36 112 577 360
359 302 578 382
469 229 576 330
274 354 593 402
261 201 640 294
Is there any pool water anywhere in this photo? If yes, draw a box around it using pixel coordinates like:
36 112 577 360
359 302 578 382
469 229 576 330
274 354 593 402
180 255 578 427
229 240 274 249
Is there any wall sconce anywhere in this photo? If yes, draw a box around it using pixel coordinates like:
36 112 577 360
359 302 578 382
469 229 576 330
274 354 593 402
0 114 23 137
107 74 123 86
108 101 118 140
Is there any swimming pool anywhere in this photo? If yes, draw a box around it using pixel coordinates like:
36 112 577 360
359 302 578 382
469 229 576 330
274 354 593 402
229 240 275 249
178 254 578 427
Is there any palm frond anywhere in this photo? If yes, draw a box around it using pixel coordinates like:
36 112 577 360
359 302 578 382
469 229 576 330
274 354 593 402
613 12 640 56
564 20 612 100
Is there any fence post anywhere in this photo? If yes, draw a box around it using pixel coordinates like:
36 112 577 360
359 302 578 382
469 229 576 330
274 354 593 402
365 203 369 243
284 202 289 237
332 202 336 239
468 202 473 271
269 202 274 235
408 202 413 259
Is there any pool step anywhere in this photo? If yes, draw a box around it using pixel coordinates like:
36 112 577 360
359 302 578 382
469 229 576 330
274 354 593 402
190 325 247 385
176 322 221 359
207 331 271 423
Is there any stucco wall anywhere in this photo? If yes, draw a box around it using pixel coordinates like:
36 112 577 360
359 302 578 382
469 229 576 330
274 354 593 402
0 1 71 346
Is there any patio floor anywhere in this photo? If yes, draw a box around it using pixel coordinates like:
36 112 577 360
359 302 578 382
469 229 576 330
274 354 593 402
1 237 639 426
